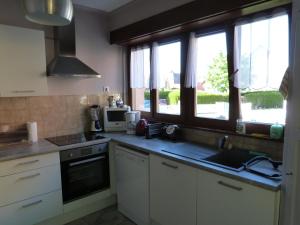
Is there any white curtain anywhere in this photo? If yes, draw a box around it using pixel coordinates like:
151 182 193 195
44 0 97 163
130 46 149 88
234 12 289 90
185 32 198 88
150 42 160 90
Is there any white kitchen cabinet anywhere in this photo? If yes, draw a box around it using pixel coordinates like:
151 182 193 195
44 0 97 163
197 169 280 225
0 152 59 177
0 152 63 225
0 24 48 97
150 154 197 225
0 164 61 207
0 190 63 225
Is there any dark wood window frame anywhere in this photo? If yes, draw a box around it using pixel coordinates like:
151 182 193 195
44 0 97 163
128 5 291 135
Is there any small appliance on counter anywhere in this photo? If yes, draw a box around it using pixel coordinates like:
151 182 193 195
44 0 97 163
103 106 131 132
145 122 164 139
125 111 141 134
145 123 181 141
89 105 102 132
136 119 148 136
162 124 181 141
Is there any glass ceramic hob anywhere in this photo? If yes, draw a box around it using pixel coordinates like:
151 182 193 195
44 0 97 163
46 132 106 146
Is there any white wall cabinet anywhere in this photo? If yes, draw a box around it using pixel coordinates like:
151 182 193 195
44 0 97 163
197 169 280 225
150 154 197 225
0 152 63 225
0 24 48 97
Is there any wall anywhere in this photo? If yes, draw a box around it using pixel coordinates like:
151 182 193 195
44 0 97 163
47 6 125 95
0 1 124 139
0 95 108 139
0 0 124 96
182 128 283 160
109 0 194 30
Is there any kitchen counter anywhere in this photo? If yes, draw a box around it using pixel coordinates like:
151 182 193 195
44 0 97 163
101 132 282 191
0 132 281 191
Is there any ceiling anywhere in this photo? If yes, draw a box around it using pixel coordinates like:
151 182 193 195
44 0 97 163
72 0 135 12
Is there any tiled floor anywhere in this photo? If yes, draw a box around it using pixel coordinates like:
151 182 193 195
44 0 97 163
65 205 136 225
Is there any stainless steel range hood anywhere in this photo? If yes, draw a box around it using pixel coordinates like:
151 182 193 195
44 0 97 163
47 19 100 77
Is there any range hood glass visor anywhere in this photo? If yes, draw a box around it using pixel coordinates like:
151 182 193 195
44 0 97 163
47 56 101 77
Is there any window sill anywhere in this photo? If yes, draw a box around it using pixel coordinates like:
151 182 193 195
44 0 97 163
183 125 284 143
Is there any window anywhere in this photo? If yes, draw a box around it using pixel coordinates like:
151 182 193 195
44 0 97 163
156 41 181 115
130 47 151 112
128 7 290 135
235 13 289 124
195 32 229 120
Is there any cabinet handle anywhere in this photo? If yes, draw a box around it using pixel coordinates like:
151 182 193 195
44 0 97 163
162 162 178 169
21 200 42 208
16 160 39 166
218 181 243 191
18 173 40 181
11 90 35 93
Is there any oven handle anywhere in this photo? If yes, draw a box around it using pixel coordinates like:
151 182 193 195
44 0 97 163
69 156 106 167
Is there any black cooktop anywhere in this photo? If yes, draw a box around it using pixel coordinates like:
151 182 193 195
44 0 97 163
46 132 106 146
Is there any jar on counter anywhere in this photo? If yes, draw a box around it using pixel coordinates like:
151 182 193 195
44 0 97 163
236 119 246 134
270 123 284 139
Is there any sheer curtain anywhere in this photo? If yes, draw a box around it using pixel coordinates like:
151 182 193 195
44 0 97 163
130 46 149 88
185 32 198 88
234 11 289 90
150 42 160 90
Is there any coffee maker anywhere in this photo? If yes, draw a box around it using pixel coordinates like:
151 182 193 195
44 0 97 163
89 105 102 132
125 111 141 134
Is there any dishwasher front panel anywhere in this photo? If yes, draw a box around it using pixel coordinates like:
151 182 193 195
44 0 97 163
115 145 150 225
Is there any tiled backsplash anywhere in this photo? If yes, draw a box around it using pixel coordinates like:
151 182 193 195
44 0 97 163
0 95 109 139
0 96 283 159
182 128 283 160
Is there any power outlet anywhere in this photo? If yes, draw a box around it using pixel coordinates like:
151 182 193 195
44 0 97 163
103 86 110 93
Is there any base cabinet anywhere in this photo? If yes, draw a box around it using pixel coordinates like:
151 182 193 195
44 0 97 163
0 190 63 225
150 154 197 225
197 169 280 225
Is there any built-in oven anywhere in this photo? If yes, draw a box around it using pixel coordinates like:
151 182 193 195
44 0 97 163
60 143 110 203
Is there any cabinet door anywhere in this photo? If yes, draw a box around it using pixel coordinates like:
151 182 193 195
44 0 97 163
150 154 197 225
197 169 280 225
0 190 63 225
0 24 48 97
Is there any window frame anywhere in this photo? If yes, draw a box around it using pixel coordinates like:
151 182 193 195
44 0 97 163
127 6 291 135
152 35 186 123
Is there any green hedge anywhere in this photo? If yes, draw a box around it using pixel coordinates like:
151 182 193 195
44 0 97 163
242 91 283 109
196 92 228 104
144 90 283 109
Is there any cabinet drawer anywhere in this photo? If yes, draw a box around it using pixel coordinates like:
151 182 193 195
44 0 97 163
0 190 63 225
0 152 59 176
197 169 280 225
0 165 61 207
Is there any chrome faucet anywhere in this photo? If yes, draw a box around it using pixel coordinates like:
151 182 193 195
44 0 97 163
218 135 232 150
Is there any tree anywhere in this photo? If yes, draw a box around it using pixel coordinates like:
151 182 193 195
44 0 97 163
207 52 229 93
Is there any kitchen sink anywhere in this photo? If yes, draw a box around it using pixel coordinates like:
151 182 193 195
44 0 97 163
203 149 259 171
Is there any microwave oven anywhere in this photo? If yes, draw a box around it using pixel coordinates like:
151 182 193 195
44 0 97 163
103 106 131 132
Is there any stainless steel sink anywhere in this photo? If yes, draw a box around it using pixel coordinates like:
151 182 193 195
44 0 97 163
203 149 259 171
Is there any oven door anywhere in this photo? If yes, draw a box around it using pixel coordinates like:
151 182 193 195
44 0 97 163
60 152 110 203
